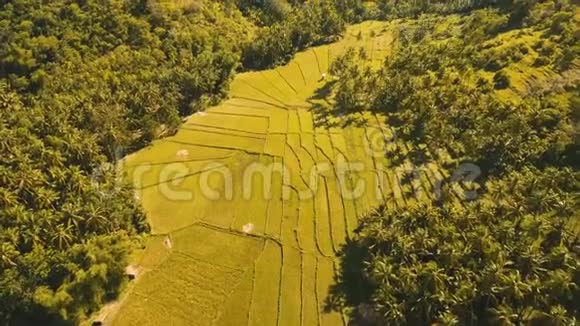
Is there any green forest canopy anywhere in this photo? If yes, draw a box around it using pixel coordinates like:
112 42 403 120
325 1 579 324
0 0 578 324
0 0 357 323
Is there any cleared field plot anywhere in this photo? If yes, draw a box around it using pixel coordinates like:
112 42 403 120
243 71 293 103
224 96 286 111
325 177 348 250
279 246 303 326
230 154 273 235
181 124 266 140
114 254 245 326
264 133 286 157
265 157 285 239
298 109 315 133
314 133 336 163
280 61 308 90
328 132 351 160
314 177 335 256
258 70 301 103
174 128 265 154
287 134 319 252
123 141 234 171
287 109 302 134
136 236 171 270
299 133 318 166
171 224 263 269
215 267 254 325
134 158 232 234
249 241 282 326
317 258 345 326
312 46 330 76
114 21 399 326
230 77 289 108
268 109 290 134
293 49 322 87
298 196 317 253
302 254 321 326
184 111 269 133
208 103 272 117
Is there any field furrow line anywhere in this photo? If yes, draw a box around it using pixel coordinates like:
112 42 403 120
246 245 262 326
328 131 361 237
123 154 233 168
240 79 290 107
173 250 246 274
231 96 290 110
276 242 284 326
322 178 338 254
276 68 299 94
260 71 294 101
206 108 272 117
181 126 266 139
166 140 271 158
137 164 226 190
300 251 305 326
193 220 283 245
249 240 282 326
312 48 322 75
222 100 283 111
283 147 316 251
295 61 307 86
315 255 322 326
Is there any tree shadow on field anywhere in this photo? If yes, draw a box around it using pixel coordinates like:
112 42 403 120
308 80 380 130
310 80 336 102
308 81 343 128
324 239 383 326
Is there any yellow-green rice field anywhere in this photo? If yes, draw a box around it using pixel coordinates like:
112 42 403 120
103 21 453 326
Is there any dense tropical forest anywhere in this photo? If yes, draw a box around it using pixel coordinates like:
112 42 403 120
0 0 355 324
325 1 580 324
0 0 578 325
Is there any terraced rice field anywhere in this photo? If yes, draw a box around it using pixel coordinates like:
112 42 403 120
108 21 447 325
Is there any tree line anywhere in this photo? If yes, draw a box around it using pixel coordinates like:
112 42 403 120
0 0 264 322
0 0 377 323
327 0 579 324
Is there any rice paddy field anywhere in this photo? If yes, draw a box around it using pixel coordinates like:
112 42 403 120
106 21 455 325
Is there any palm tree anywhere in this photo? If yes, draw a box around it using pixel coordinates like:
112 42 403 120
0 188 18 207
85 202 109 232
51 223 74 249
34 187 59 210
0 243 18 268
48 166 68 191
21 212 46 247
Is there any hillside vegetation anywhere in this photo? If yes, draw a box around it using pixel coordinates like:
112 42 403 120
324 1 579 324
0 0 353 324
0 0 578 325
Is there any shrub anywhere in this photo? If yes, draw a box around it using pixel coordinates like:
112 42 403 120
493 70 511 89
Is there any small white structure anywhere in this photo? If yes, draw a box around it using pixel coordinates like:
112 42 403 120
195 111 208 117
242 223 254 234
321 73 327 79
125 265 141 280
163 236 173 249
176 149 189 159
